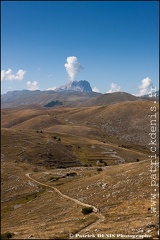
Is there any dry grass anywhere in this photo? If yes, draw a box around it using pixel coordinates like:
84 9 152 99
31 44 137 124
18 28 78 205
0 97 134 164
1 101 159 239
2 159 158 238
2 101 159 150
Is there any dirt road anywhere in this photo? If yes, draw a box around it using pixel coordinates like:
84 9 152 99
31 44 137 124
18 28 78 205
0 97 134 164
25 173 105 237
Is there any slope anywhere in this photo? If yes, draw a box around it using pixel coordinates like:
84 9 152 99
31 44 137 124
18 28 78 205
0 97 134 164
2 101 159 151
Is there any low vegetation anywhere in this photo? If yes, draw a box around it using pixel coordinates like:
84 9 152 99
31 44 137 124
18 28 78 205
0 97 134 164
48 176 60 181
1 99 159 239
82 207 93 215
97 167 103 172
66 172 77 177
1 232 14 239
44 100 63 107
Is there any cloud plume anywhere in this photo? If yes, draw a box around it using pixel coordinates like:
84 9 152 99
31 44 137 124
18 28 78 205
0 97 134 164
64 56 83 81
26 81 39 90
107 83 121 93
138 77 152 96
47 86 56 90
92 87 100 93
1 69 26 81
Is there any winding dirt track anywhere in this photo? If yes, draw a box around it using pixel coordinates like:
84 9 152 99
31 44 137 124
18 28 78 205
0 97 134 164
25 173 105 236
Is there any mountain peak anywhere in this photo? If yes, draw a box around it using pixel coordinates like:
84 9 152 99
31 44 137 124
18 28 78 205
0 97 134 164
55 80 93 92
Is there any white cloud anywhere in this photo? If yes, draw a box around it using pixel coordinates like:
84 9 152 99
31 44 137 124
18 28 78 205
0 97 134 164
1 69 26 81
26 81 39 90
47 87 57 90
64 56 83 81
107 83 121 93
138 77 152 96
92 87 100 93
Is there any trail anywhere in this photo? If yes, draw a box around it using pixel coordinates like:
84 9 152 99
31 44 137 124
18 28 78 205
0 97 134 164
75 212 105 236
25 173 105 236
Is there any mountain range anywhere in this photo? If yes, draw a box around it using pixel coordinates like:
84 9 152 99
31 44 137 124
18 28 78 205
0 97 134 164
1 80 159 109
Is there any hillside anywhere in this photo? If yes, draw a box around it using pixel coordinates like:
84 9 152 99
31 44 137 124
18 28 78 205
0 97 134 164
79 92 138 106
1 99 159 239
2 101 159 150
1 152 159 239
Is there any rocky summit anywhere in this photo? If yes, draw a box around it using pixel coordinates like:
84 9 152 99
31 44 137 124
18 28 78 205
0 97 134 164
55 80 93 92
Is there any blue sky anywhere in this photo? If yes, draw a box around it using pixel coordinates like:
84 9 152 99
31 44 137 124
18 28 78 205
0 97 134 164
1 1 159 95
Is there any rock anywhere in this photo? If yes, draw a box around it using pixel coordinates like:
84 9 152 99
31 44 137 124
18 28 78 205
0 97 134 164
55 80 93 92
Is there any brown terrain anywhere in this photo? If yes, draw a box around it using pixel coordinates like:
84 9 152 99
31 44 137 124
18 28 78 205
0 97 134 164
1 92 159 239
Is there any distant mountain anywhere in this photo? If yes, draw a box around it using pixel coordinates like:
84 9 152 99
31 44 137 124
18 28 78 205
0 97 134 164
1 89 100 109
78 91 156 107
1 83 158 109
55 80 93 92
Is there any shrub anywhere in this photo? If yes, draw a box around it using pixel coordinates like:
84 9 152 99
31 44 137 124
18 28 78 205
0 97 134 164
82 207 93 215
97 167 103 172
33 167 39 172
84 164 88 167
44 100 62 108
66 172 77 177
1 231 14 239
49 176 60 181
